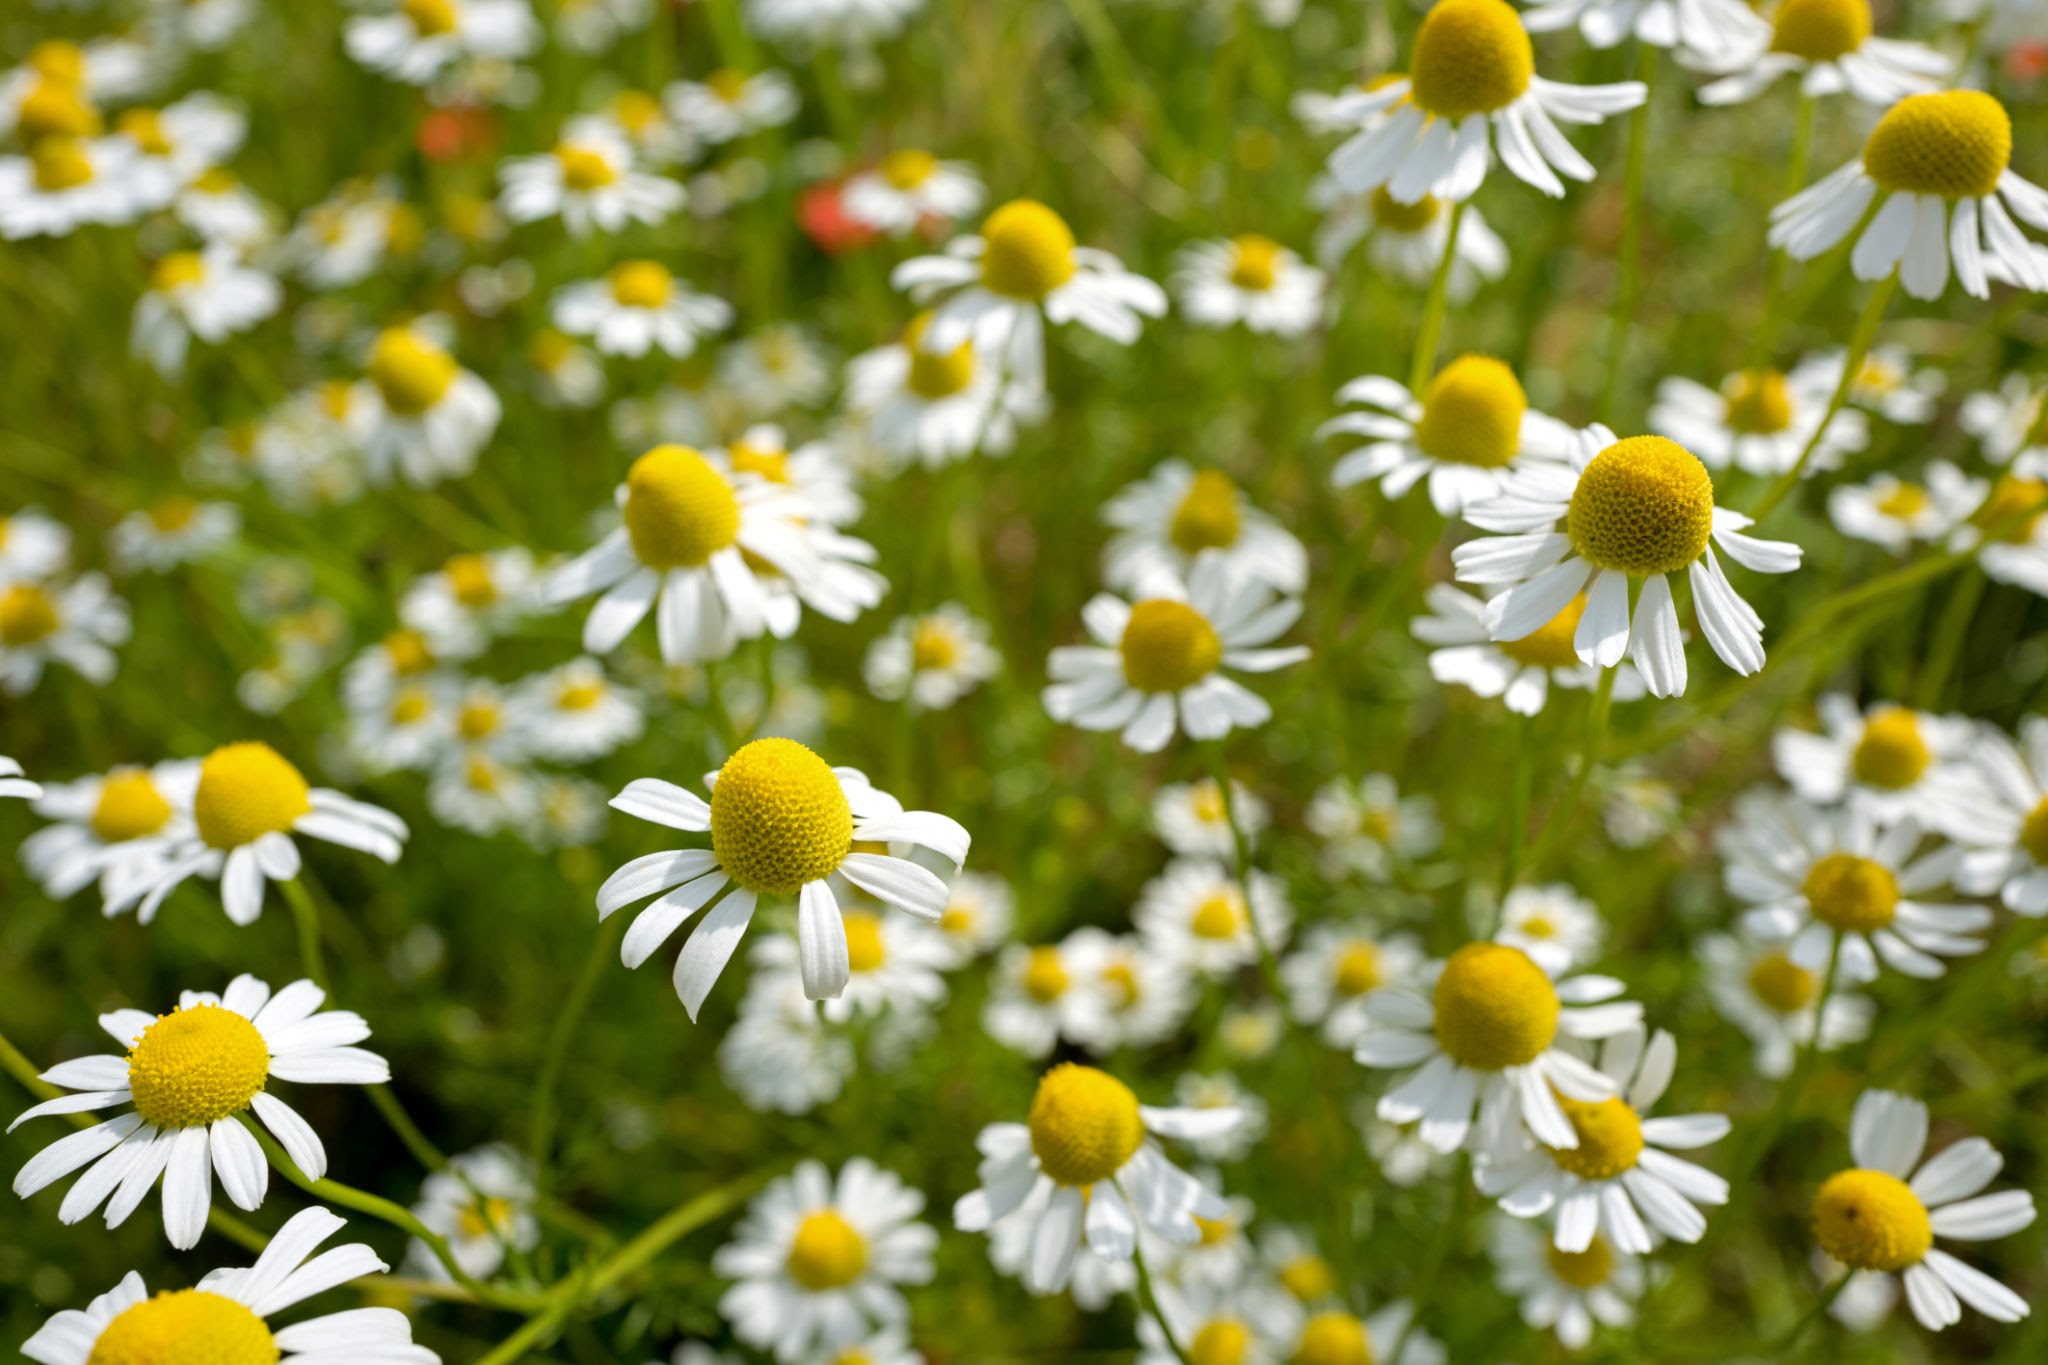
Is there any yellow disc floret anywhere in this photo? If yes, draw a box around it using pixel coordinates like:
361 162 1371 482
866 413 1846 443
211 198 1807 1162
88 1290 278 1365
1972 475 2048 545
1023 946 1070 1002
1802 852 1899 933
194 742 312 850
1876 483 1929 519
1768 0 1872 63
1567 436 1716 577
1500 593 1588 670
1431 942 1559 1070
843 910 886 973
708 738 853 895
1723 370 1793 436
1119 599 1223 693
0 583 60 645
91 768 174 843
125 1004 270 1130
622 445 742 569
2020 797 2048 867
1171 470 1245 554
1190 890 1247 940
1409 0 1534 120
1189 1319 1252 1365
1851 706 1931 790
785 1208 869 1290
903 311 976 399
118 109 173 157
444 553 498 608
1414 355 1527 469
31 136 95 192
17 80 99 141
1748 950 1817 1013
1294 1311 1373 1365
1549 1096 1645 1179
1280 1252 1337 1302
1546 1235 1617 1289
1228 234 1283 292
1371 188 1443 232
1813 1168 1933 1272
556 141 619 190
980 200 1078 300
609 259 674 309
367 328 457 416
910 618 960 671
1027 1062 1144 1187
880 148 937 189
1862 90 2012 201
404 0 460 37
1334 940 1384 997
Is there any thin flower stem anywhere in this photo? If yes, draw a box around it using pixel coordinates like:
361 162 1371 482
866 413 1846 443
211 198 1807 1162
1408 200 1467 396
1747 90 1817 368
368 1082 449 1173
1915 565 1984 709
1748 274 1897 523
1524 666 1618 875
529 918 617 1199
1120 1186 1193 1365
1600 41 1659 423
1770 1274 1850 1357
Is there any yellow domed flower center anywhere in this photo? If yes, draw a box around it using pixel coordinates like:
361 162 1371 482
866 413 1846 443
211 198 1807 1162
30 40 85 84
910 618 961 670
1102 959 1141 1008
608 259 673 309
457 1195 514 1240
404 0 460 37
19 80 99 140
1189 1319 1252 1365
1850 707 1930 790
1228 234 1283 291
623 445 742 570
1191 781 1227 823
1549 1095 1645 1179
1191 890 1246 940
1170 470 1245 554
1803 852 1899 932
610 89 661 133
1499 593 1588 670
556 676 605 711
1414 355 1527 469
555 141 619 191
1876 482 1929 518
389 686 433 725
1769 0 1872 63
151 252 207 294
385 627 435 676
843 910 886 973
194 742 311 849
1334 940 1384 997
1723 370 1794 436
31 136 95 192
88 1289 278 1365
118 108 174 157
2020 796 2048 867
1371 187 1443 232
1410 0 1534 119
367 328 458 416
125 1004 270 1130
456 698 501 741
1862 90 2012 200
1295 1311 1373 1365
92 768 174 842
0 583 60 645
465 755 504 794
705 68 749 103
1813 1169 1932 1272
785 1208 868 1290
530 327 575 372
444 553 497 608
727 438 790 484
980 199 1078 301
1028 1062 1144 1186
902 311 976 399
708 738 853 896
880 148 937 190
1971 476 2047 545
1748 950 1817 1013
1546 1234 1617 1289
939 901 977 935
149 497 200 532
1023 946 1070 1002
1119 598 1223 693
1281 1252 1337 1302
1566 436 1716 577
1432 942 1559 1070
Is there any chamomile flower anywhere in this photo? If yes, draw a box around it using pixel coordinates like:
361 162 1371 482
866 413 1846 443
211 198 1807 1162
0 574 129 694
863 603 1001 709
708 425 862 527
108 497 239 574
1152 777 1267 862
109 95 247 199
665 69 800 146
1827 462 1984 554
552 260 733 359
1960 474 2048 597
22 1206 432 1365
762 908 951 1024
358 323 503 487
285 178 418 289
1283 922 1428 1050
1134 857 1293 978
1170 1074 1268 1163
1691 0 1949 108
1305 773 1441 881
508 656 643 761
108 741 408 926
10 975 388 1249
21 760 197 902
0 135 147 239
1697 928 1873 1078
400 548 536 656
1811 1090 2036 1331
984 940 1096 1057
176 167 273 250
1312 185 1509 300
1494 883 1604 974
1 42 149 138
1102 462 1307 598
1489 1215 1648 1350
347 673 454 774
719 965 855 1114
1768 90 2048 300
843 312 1042 469
1140 1278 1291 1365
747 0 925 48
933 870 1012 965
1322 0 1647 204
713 1158 936 1363
130 246 280 378
345 0 540 86
1258 1226 1341 1308
953 1062 1241 1294
499 126 684 236
1283 1305 1444 1365
843 149 985 235
720 325 837 417
985 1179 1137 1309
596 737 969 1015
1954 718 2048 915
1322 356 1574 516
893 198 1168 388
1042 556 1308 754
1454 425 1803 698
1064 927 1197 1053
1962 374 2048 475
1648 364 1868 477
1520 0 1763 57
343 627 443 712
1796 344 1944 425
1173 234 1326 336
1718 792 1989 985
530 326 607 408
1354 942 1644 1154
553 0 654 52
407 1143 539 1281
1771 693 1982 835
1412 583 1648 716
0 509 71 583
1 757 39 801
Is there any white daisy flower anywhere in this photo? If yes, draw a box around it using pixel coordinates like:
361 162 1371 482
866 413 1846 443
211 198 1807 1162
358 323 503 488
1697 928 1873 1078
529 326 607 408
0 135 150 240
1770 693 1984 836
756 907 951 1025
1310 183 1509 300
1453 424 1803 699
1172 234 1325 336
1134 856 1293 978
1362 1114 1447 1188
1520 0 1764 57
284 178 416 289
400 547 536 657
1412 582 1648 716
863 603 1001 710
1321 0 1646 204
1103 461 1307 598
342 627 444 712
109 95 247 200
707 424 863 527
553 0 654 53
1962 373 2048 475
22 1206 433 1364
1152 777 1268 862
1958 473 2048 598
1283 921 1428 1050
0 574 129 694
569 92 692 168
1719 792 1990 985
843 149 985 235
1354 942 1644 1154
933 870 1012 966
1170 1074 1269 1163
107 496 237 575
953 1063 1241 1294
718 324 837 418
1 41 149 141
1281 1304 1444 1365
176 167 275 251
10 975 388 1249
1648 363 1868 477
843 311 1044 470
0 508 71 583
347 672 455 775
665 68 799 146
1794 343 1944 425
713 1158 936 1363
1140 1276 1293 1365
1494 882 1605 975
498 126 684 236
1489 1214 1648 1350
1063 927 1196 1053
745 0 923 48
1690 0 1949 108
1322 355 1575 516
345 0 540 86
597 737 969 1015
507 656 643 762
1768 90 2048 301
145 0 257 51
1257 1225 1342 1308
1954 717 2048 915
718 965 854 1115
1826 462 1983 554
1 756 40 801
130 246 280 378
984 1178 1136 1309
21 760 197 902
1811 1089 2036 1331
406 1143 539 1281
552 259 733 359
1042 556 1308 754
983 939 1097 1058
1305 772 1441 881
108 742 408 927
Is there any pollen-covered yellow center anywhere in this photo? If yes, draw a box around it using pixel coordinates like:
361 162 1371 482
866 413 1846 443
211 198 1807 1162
1119 599 1223 693
1023 946 1070 1001
1190 890 1247 940
0 583 59 645
1281 1252 1337 1302
1415 355 1527 469
367 328 457 416
118 109 173 157
444 553 497 608
622 445 742 570
1850 707 1930 790
1862 90 2012 200
404 0 460 37
1723 370 1794 436
880 148 937 190
842 910 886 973
785 1209 869 1290
1768 0 1871 63
726 439 790 485
1371 187 1443 232
1567 436 1716 577
903 311 976 399
1813 1169 1932 1272
456 1195 514 1240
1170 470 1245 553
1973 476 2048 545
17 80 98 141
1189 1319 1252 1365
1410 0 1534 119
910 618 961 671
385 628 435 677
610 89 661 133
1432 942 1559 1070
980 199 1078 300
705 68 748 103
30 40 85 84
151 252 207 294
1027 1062 1144 1187
555 142 618 191
92 769 174 843
1499 593 1588 670
87 1290 278 1365
125 1004 270 1130
1803 852 1899 933
1546 1235 1617 1289
456 697 501 742
2020 797 2048 867
31 136 95 192
608 259 674 309
1227 234 1283 291
1549 1095 1644 1179
1102 959 1141 1008
149 498 199 533
1748 950 1817 1013
389 686 433 725
1295 1311 1373 1365
1876 483 1929 519
194 742 312 849
708 738 853 896
1334 940 1384 996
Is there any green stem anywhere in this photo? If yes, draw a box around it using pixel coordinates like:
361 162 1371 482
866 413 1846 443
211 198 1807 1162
1749 275 1896 524
1915 566 1984 709
530 921 616 1198
368 1084 448 1172
1737 934 1839 1183
1121 1185 1193 1365
1600 42 1658 423
1770 1268 1850 1356
279 876 331 992
1408 200 1467 396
